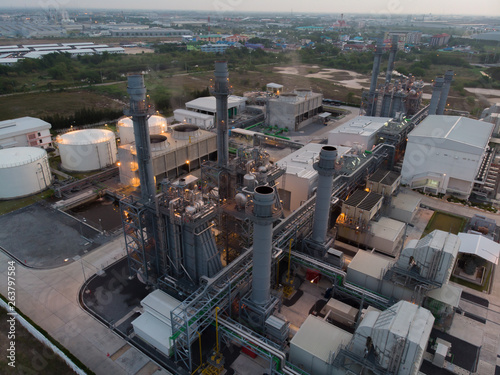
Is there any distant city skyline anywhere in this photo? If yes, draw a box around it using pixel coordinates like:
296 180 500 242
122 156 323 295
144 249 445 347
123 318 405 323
1 0 500 17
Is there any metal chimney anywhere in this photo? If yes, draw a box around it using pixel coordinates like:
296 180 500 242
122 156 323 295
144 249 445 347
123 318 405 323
249 185 281 306
311 146 337 243
127 74 156 203
368 41 383 116
214 61 229 168
428 77 444 115
385 35 398 84
436 70 454 115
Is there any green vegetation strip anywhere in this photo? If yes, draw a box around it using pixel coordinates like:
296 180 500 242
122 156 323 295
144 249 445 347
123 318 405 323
0 189 54 216
0 294 95 375
421 211 467 238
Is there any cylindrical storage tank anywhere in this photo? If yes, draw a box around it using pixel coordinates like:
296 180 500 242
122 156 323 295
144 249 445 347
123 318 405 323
0 147 52 199
172 124 200 140
57 129 117 172
244 173 256 189
117 115 166 144
279 93 298 103
295 88 312 97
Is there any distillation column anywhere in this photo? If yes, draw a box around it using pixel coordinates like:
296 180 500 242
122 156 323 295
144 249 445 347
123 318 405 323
127 74 156 203
428 77 444 116
436 70 454 115
250 186 281 306
311 146 337 244
385 35 398 83
214 61 229 168
368 42 383 116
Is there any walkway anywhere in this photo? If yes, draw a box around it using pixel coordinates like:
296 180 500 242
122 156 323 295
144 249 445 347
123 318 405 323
0 236 171 375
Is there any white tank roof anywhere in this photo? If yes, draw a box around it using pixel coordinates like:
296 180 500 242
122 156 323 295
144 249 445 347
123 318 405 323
118 115 167 127
0 147 47 168
57 129 115 145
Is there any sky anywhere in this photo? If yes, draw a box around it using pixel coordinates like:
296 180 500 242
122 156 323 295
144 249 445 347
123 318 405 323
2 0 500 17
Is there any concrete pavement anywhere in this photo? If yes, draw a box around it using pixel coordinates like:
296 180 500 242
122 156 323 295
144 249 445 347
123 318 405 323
0 236 171 375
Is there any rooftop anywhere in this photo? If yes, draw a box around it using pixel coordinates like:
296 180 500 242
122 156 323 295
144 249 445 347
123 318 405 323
344 190 383 211
348 250 393 280
368 169 400 186
329 116 392 138
185 95 246 113
0 116 51 138
409 115 493 151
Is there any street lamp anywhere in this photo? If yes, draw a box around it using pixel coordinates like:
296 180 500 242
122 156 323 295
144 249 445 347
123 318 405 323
186 160 190 173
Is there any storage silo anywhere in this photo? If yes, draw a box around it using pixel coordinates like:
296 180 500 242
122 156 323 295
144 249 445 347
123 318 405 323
57 129 117 172
117 115 166 144
0 147 52 199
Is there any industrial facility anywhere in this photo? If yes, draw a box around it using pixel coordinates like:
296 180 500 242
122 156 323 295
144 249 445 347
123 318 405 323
0 116 52 149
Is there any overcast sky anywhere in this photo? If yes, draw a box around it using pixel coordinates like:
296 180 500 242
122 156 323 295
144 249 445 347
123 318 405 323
2 0 500 17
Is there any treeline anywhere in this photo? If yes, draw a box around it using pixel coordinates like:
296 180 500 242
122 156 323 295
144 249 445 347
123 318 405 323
42 107 123 130
152 86 210 114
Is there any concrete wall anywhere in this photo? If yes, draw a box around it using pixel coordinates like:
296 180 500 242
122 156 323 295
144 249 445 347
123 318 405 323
0 128 52 149
277 172 317 212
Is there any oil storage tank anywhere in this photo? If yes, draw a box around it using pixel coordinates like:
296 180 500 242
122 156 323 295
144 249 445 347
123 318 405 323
117 115 166 144
0 147 52 199
57 129 117 172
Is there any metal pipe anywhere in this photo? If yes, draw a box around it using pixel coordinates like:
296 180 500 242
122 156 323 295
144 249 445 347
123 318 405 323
249 185 281 306
215 306 220 354
311 146 337 243
436 70 454 115
428 77 444 116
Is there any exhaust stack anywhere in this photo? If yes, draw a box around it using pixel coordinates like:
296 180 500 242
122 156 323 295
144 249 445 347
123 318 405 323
250 185 281 306
127 74 156 203
436 70 454 115
368 41 383 116
385 35 398 84
428 77 444 116
311 146 337 243
214 61 229 168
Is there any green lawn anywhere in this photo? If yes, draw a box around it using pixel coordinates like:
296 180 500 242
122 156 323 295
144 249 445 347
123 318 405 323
421 211 467 238
0 190 54 216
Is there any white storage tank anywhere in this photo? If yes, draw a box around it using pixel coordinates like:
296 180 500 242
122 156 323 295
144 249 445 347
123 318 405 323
57 129 117 172
0 147 52 199
117 115 166 144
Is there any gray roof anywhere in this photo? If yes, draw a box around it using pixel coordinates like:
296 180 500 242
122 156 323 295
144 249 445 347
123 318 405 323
0 117 51 138
409 115 493 151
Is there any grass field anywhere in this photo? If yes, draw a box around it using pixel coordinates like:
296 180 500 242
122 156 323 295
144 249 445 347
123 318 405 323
421 211 467 238
0 190 54 216
0 307 76 374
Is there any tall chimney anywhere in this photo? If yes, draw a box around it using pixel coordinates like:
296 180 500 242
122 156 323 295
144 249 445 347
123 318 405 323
436 70 454 115
385 35 398 84
368 41 383 116
127 74 156 203
428 77 444 116
214 61 229 168
311 146 337 243
249 185 281 306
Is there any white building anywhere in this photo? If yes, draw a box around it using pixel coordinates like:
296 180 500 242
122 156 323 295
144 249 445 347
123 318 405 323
0 117 52 149
328 116 392 152
200 43 230 53
401 115 494 198
185 95 246 119
276 143 351 212
173 109 214 129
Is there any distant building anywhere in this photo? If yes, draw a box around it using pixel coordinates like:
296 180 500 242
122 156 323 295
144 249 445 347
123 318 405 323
401 115 494 198
387 31 422 47
430 33 451 47
0 117 52 149
200 44 230 53
110 28 192 37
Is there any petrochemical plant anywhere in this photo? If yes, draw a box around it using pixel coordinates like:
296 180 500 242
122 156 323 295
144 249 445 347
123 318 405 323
2 48 500 375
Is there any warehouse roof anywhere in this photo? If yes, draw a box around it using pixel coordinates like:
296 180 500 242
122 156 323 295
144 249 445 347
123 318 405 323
409 115 493 151
344 190 383 211
329 116 391 137
0 116 51 139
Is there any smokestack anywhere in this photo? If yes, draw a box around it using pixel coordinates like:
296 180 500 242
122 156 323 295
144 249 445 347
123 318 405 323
311 146 337 243
250 185 281 306
214 61 229 168
127 74 156 203
385 35 398 84
428 77 444 116
436 70 454 115
368 41 383 116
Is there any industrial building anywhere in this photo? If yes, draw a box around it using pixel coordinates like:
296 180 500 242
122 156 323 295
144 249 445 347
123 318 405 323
173 109 214 129
117 115 166 144
56 129 117 172
0 117 52 149
401 115 494 198
275 143 352 212
268 89 323 130
328 116 392 152
84 62 462 375
185 95 246 120
0 147 52 199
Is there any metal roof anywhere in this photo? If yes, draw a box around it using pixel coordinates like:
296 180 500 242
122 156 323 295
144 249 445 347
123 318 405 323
409 115 493 151
348 250 393 280
329 116 391 137
344 190 383 211
458 232 500 265
0 116 51 138
368 169 400 186
185 95 246 113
